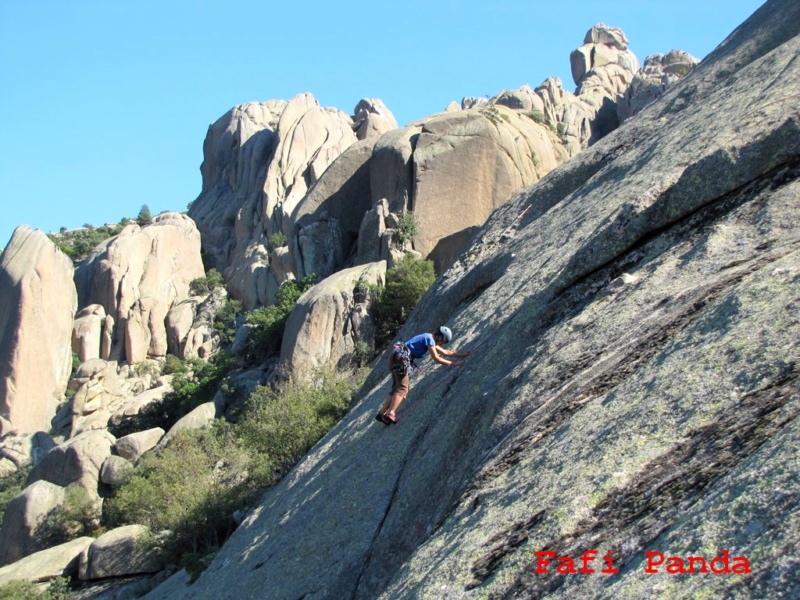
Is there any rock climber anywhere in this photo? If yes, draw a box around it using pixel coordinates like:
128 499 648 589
376 326 470 425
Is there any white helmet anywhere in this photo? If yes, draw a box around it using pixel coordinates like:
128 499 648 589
438 326 453 343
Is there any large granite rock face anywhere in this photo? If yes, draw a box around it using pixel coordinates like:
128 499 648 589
72 304 108 363
26 429 116 499
618 50 701 123
0 480 66 566
223 93 359 309
288 138 379 280
156 2 800 599
0 227 77 435
189 101 286 275
0 536 93 583
280 262 386 375
74 213 205 364
352 98 398 140
411 108 566 271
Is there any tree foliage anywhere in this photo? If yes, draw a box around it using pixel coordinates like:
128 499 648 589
372 256 436 347
48 223 123 262
189 268 225 296
0 577 70 600
243 274 316 360
107 352 235 438
137 204 153 226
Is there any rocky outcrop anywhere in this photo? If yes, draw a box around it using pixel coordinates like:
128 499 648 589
115 427 165 461
0 431 56 473
280 262 386 375
72 304 108 363
223 93 359 309
410 108 566 271
68 359 129 436
353 98 398 140
0 226 77 435
165 287 226 359
79 525 163 580
189 101 286 275
160 2 800 598
570 23 638 86
111 378 174 419
74 213 205 364
26 430 115 499
0 480 65 565
0 536 93 583
618 50 701 122
288 138 379 280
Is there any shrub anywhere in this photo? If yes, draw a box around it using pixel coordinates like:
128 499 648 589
0 578 70 600
35 484 102 547
105 368 360 577
394 211 419 245
372 256 436 347
214 298 243 346
134 359 163 379
48 223 123 262
0 466 30 525
104 425 253 570
163 353 188 375
235 368 357 480
354 340 372 367
525 110 547 124
243 274 316 360
189 268 225 296
267 231 288 252
108 352 235 437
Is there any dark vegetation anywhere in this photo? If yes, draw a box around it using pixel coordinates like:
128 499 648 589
48 223 125 262
372 255 436 348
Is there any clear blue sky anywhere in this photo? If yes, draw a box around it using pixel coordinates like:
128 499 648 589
0 0 765 249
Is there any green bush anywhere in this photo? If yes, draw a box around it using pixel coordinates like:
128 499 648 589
105 425 253 570
189 268 225 296
525 110 547 124
354 340 372 367
35 484 102 547
267 231 288 252
0 466 30 525
108 352 235 437
105 368 360 578
243 274 316 360
0 577 70 600
372 256 436 347
48 223 123 262
395 211 419 245
163 353 188 375
235 368 356 480
214 298 243 346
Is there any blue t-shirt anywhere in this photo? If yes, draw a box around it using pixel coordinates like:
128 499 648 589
405 333 436 359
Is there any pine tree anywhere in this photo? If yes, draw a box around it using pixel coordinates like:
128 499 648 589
137 204 152 226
